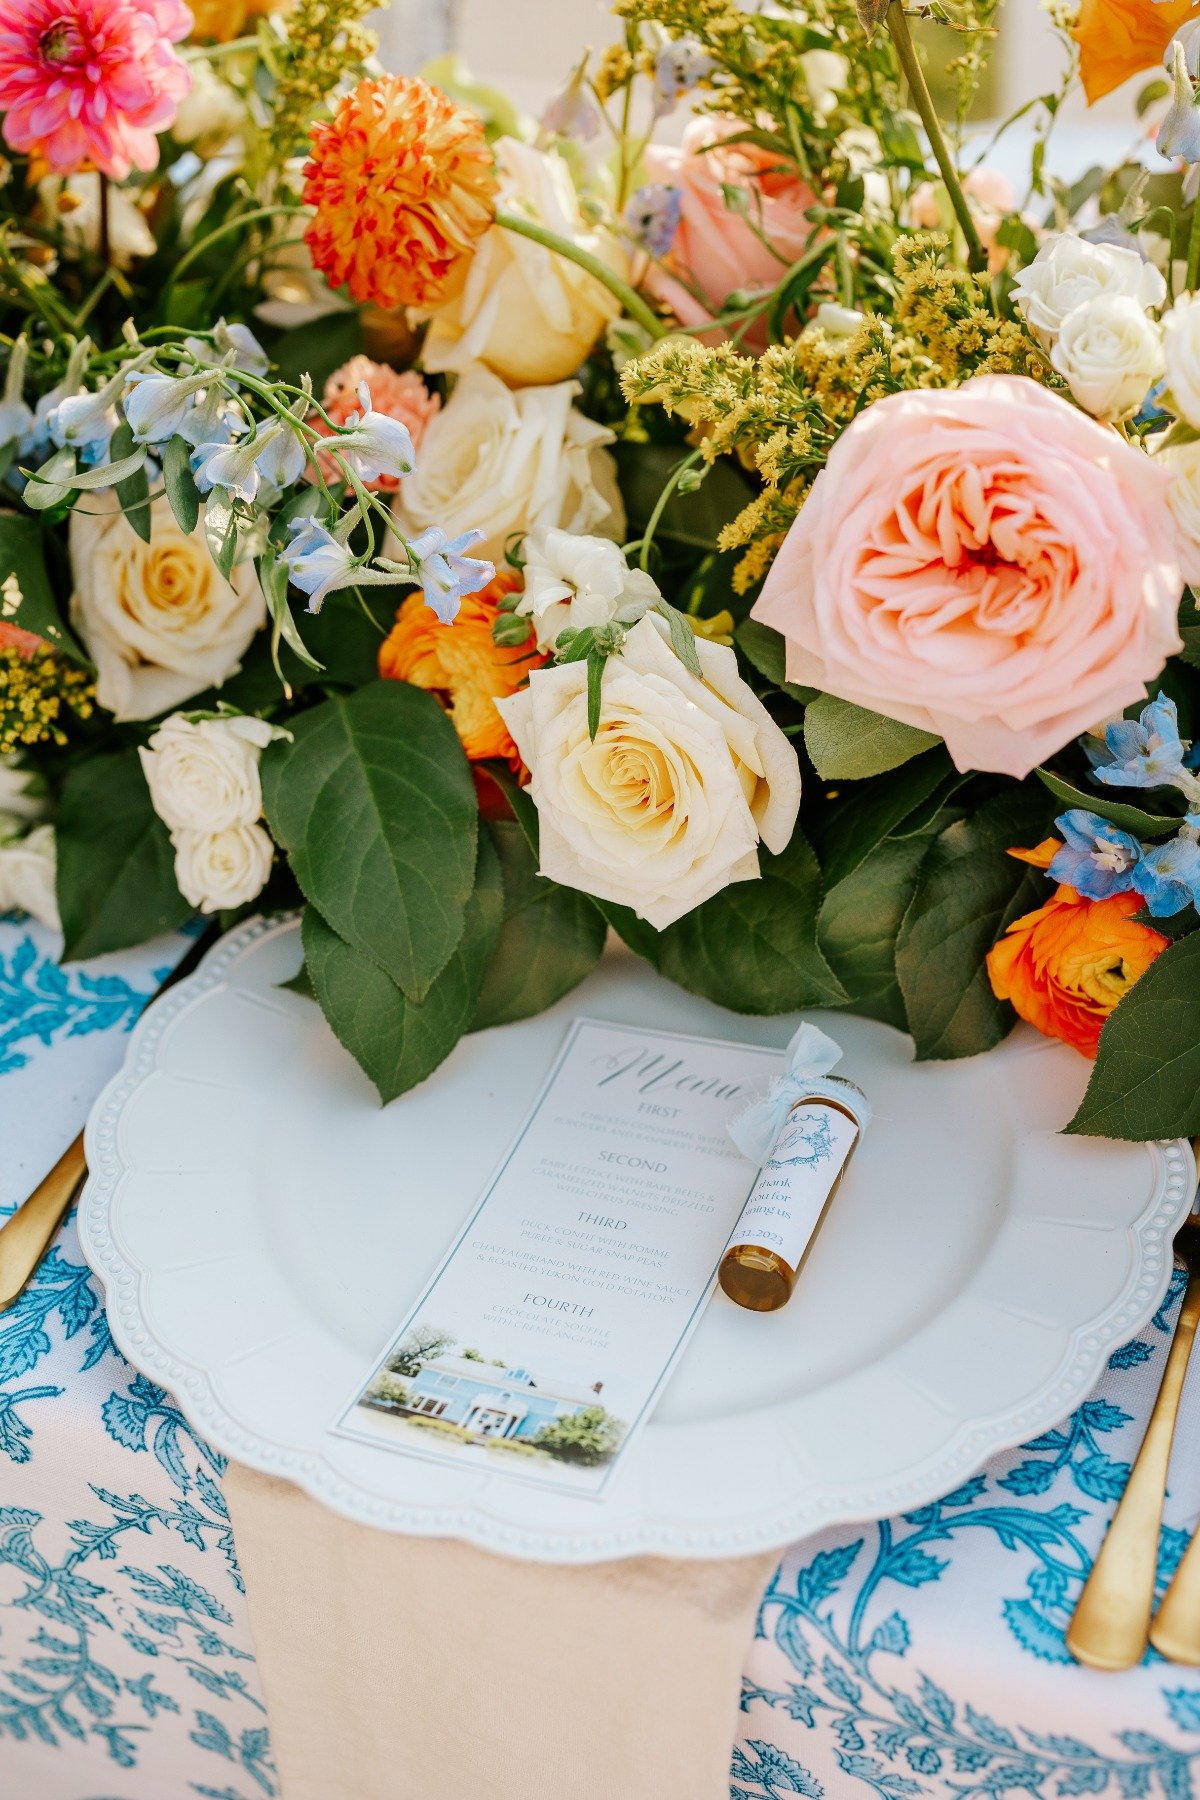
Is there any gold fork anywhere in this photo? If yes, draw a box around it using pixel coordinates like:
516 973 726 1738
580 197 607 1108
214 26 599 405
1067 1173 1200 1671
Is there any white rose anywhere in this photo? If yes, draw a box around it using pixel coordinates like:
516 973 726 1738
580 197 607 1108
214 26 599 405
171 822 274 914
38 173 155 268
417 139 628 387
1155 435 1200 580
139 713 277 833
70 490 266 722
390 362 623 564
495 615 802 928
0 756 46 822
799 50 848 119
1163 292 1200 429
519 531 661 652
0 821 59 930
1011 233 1166 348
171 59 244 154
1049 295 1164 421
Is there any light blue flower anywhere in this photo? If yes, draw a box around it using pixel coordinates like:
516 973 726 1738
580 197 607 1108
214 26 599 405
1049 810 1143 899
184 319 269 377
407 526 494 624
541 68 603 142
0 335 33 450
1132 820 1200 916
191 420 305 503
123 368 216 446
49 368 128 467
177 382 246 449
1158 40 1200 164
21 337 90 463
654 37 712 111
327 382 415 485
624 184 683 258
280 517 357 611
1086 693 1192 789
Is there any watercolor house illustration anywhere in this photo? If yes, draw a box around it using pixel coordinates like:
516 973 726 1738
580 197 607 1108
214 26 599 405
405 1355 602 1441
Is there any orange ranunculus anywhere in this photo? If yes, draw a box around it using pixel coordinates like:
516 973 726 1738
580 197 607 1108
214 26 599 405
986 876 1170 1058
378 570 544 767
1073 0 1200 104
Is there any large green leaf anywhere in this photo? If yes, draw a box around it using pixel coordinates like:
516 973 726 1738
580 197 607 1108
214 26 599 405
192 586 386 715
261 682 477 1002
818 823 948 1030
472 821 605 1031
1068 932 1200 1140
734 619 817 703
1036 768 1181 840
895 785 1056 1060
0 512 85 660
613 441 753 552
302 832 504 1103
811 750 955 891
804 695 941 780
56 750 192 960
267 308 364 393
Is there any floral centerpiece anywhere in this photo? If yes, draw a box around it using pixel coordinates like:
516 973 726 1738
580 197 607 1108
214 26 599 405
1 0 1199 1141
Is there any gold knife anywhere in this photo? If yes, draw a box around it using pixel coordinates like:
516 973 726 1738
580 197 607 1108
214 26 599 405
0 922 222 1313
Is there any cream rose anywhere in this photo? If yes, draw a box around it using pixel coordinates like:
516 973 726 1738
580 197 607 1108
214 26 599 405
172 822 274 913
1011 233 1166 349
0 756 46 822
1050 294 1164 421
418 138 627 387
518 531 661 652
139 713 277 833
1156 436 1200 579
70 491 266 722
495 615 802 928
390 362 623 563
0 821 59 930
1163 292 1200 428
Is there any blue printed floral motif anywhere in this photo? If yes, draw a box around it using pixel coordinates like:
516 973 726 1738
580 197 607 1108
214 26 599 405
0 933 160 1075
774 1110 835 1169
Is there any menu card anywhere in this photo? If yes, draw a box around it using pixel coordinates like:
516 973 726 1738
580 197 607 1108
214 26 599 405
336 1017 784 1495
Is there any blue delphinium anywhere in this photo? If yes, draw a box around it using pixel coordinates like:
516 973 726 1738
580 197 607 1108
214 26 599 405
1132 820 1200 917
406 526 495 625
624 184 683 259
1085 693 1197 794
1049 810 1143 899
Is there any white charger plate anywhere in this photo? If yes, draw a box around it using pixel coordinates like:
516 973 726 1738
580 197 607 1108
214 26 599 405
78 915 1193 1562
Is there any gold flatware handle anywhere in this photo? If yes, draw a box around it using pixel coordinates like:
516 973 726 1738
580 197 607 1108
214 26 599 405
1066 1268 1200 1670
0 1132 87 1311
1151 1513 1200 1663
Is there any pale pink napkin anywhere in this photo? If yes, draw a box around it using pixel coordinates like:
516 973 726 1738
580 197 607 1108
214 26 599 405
225 1462 775 1800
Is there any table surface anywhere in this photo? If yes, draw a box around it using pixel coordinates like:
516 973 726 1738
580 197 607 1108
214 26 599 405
3 915 1200 1800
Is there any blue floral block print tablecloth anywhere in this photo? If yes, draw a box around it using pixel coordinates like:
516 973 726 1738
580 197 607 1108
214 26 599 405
2 915 1200 1800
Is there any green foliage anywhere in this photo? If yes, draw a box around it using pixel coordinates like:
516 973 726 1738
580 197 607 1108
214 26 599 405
613 440 754 557
0 512 85 660
262 682 478 1002
109 422 152 544
387 1327 454 1377
734 618 817 703
472 821 606 1032
1069 933 1200 1140
533 1403 624 1466
56 749 193 961
804 695 941 780
1036 769 1182 840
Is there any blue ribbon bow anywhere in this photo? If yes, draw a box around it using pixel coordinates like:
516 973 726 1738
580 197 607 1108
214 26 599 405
729 1022 872 1166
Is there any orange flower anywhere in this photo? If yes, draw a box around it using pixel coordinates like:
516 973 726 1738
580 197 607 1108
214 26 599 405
188 0 288 42
986 869 1169 1058
303 75 497 311
1073 0 1200 103
378 571 544 766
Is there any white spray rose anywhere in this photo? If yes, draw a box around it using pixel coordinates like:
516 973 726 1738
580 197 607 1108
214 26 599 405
139 713 279 834
1163 292 1200 428
390 362 623 564
69 491 266 722
0 821 59 929
1049 295 1164 421
495 615 802 929
38 174 155 269
172 59 244 154
418 139 627 387
1011 234 1166 348
171 823 274 914
518 531 661 652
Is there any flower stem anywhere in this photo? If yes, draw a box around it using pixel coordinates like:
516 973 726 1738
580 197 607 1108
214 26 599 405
886 2 987 276
494 207 668 341
98 173 111 271
1187 195 1200 294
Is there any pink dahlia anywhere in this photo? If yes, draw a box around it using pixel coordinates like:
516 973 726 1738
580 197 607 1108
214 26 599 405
0 0 193 180
311 357 441 493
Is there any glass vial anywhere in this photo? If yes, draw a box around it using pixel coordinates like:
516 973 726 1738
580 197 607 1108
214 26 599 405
718 1088 862 1313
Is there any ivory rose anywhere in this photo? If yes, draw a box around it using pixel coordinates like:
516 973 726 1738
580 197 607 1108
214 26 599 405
139 713 277 834
1011 234 1165 350
0 820 58 929
642 117 816 335
390 362 623 563
172 822 274 913
495 615 801 928
69 491 266 722
751 375 1185 780
1049 293 1164 421
419 138 628 386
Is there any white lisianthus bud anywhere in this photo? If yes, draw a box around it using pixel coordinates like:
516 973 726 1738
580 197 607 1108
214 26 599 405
0 821 59 929
139 713 281 834
171 823 274 914
1163 292 1200 427
1011 234 1166 348
1050 295 1164 421
518 530 661 653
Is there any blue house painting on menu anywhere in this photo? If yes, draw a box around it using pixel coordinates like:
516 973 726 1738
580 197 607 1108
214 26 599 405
406 1354 601 1440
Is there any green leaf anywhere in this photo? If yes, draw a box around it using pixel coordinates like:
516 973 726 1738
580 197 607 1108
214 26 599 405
1069 931 1200 1139
110 421 152 544
586 649 604 740
811 749 955 891
56 749 192 960
895 785 1056 1060
1036 768 1181 839
613 441 753 553
163 434 201 535
0 512 85 659
301 831 504 1102
658 600 703 679
267 307 364 393
204 497 237 581
260 550 323 677
261 681 478 1002
472 821 605 1031
818 823 949 1030
804 695 941 780
734 619 817 703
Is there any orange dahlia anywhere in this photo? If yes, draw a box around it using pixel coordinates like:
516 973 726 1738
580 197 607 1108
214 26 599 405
378 571 544 766
302 74 497 311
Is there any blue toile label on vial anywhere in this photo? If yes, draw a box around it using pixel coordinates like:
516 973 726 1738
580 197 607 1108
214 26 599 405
731 1101 859 1267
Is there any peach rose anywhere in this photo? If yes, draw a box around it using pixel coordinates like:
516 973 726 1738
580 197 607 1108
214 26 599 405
642 117 816 336
751 375 1186 779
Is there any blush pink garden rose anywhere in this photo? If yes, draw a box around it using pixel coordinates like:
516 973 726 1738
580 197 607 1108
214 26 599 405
752 375 1187 779
642 117 816 336
0 0 192 180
